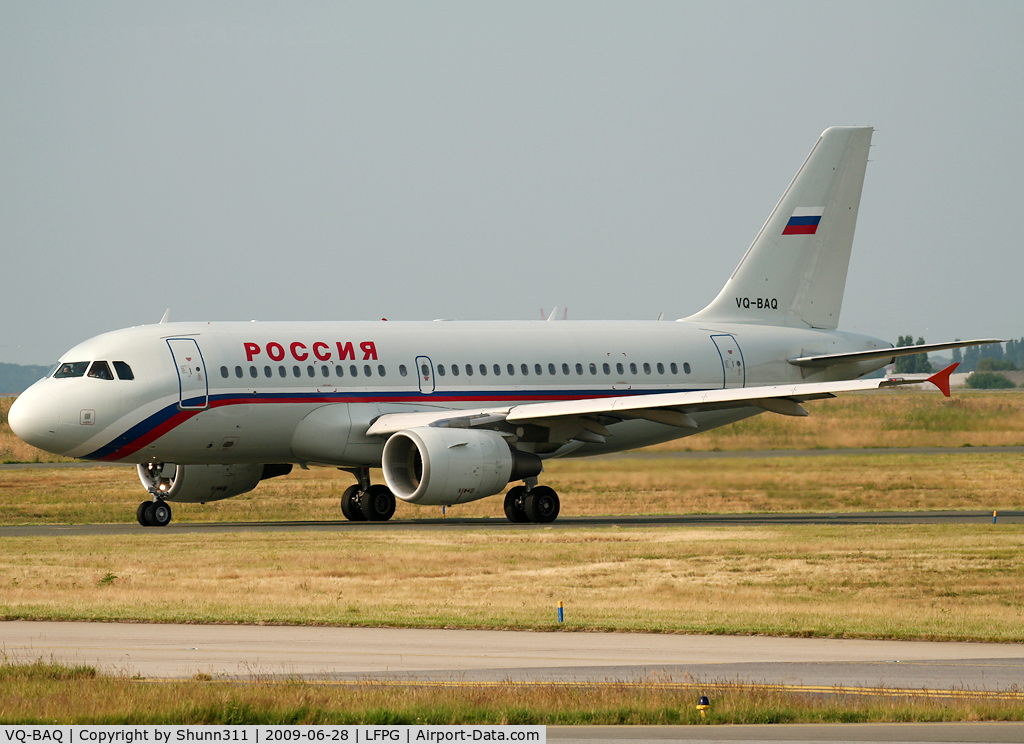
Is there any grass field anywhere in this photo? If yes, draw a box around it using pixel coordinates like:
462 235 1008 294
3 661 1022 725
2 523 1023 641
1 450 1021 525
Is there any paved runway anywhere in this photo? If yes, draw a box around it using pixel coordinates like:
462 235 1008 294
1 509 1021 537
3 621 1023 691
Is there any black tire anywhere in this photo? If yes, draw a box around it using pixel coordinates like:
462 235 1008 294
142 502 158 527
136 502 151 526
503 486 530 523
341 485 366 521
523 486 560 523
360 484 396 521
150 501 172 527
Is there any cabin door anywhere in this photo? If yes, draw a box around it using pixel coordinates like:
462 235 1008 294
415 356 435 394
711 334 745 388
167 338 209 410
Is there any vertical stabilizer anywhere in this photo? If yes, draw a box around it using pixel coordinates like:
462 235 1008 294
686 126 873 329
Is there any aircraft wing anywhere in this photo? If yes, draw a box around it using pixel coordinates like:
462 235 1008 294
366 365 959 441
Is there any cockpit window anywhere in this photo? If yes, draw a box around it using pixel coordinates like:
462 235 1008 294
113 361 134 380
53 362 89 378
87 361 114 380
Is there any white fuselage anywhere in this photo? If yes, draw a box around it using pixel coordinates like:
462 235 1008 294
10 319 889 467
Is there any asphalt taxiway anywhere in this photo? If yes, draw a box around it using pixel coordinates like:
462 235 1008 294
3 621 1023 690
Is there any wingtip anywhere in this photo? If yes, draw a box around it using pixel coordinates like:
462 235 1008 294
927 363 959 397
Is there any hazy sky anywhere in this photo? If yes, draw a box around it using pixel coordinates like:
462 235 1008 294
2 2 1021 365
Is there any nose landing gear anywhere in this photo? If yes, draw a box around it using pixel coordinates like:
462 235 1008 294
136 499 172 527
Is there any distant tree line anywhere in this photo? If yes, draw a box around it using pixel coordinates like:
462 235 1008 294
894 335 932 374
894 336 1020 389
0 363 53 395
951 337 1023 373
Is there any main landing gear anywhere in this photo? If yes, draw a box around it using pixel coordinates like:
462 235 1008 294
340 469 397 522
504 484 560 524
136 499 172 527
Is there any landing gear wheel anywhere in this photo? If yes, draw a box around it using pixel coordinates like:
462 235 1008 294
341 485 367 522
136 501 151 526
523 486 560 523
142 502 157 527
504 486 530 523
150 501 172 527
360 484 396 522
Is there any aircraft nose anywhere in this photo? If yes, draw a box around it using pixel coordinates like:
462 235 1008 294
8 389 60 448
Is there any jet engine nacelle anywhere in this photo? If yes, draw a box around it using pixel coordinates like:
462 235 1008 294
382 427 542 506
137 463 292 503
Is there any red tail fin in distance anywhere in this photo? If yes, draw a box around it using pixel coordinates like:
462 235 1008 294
928 363 959 398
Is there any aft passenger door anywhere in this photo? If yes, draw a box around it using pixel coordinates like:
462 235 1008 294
167 338 209 409
711 334 745 388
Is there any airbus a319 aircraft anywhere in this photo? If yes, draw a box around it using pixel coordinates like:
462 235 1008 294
9 127 998 527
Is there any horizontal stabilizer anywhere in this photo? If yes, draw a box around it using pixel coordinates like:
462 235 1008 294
789 339 1004 368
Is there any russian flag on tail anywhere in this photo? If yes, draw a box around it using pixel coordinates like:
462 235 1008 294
783 206 824 235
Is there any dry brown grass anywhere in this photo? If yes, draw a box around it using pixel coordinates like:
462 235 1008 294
1 450 1020 525
652 391 1024 451
2 524 1023 641
3 663 1022 724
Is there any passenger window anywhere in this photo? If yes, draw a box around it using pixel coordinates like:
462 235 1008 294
451 365 459 377
363 365 372 377
438 364 446 376
113 361 134 380
630 363 638 375
220 366 229 379
657 362 665 374
616 363 624 375
493 364 501 376
561 363 570 375
293 366 301 378
508 364 515 375
575 363 583 375
88 361 113 380
322 365 330 378
378 365 386 377
280 366 287 378
521 364 529 376
548 363 556 375
589 362 597 375
479 364 487 376
535 364 542 375
684 362 691 374
350 365 358 377
307 365 315 378
400 365 408 377
235 366 243 378
250 366 258 379
265 366 273 378
335 365 344 377
670 362 678 374
603 363 611 375
465 364 473 377
643 362 651 375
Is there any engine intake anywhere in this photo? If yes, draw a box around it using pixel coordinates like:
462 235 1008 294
382 427 541 505
137 463 292 503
